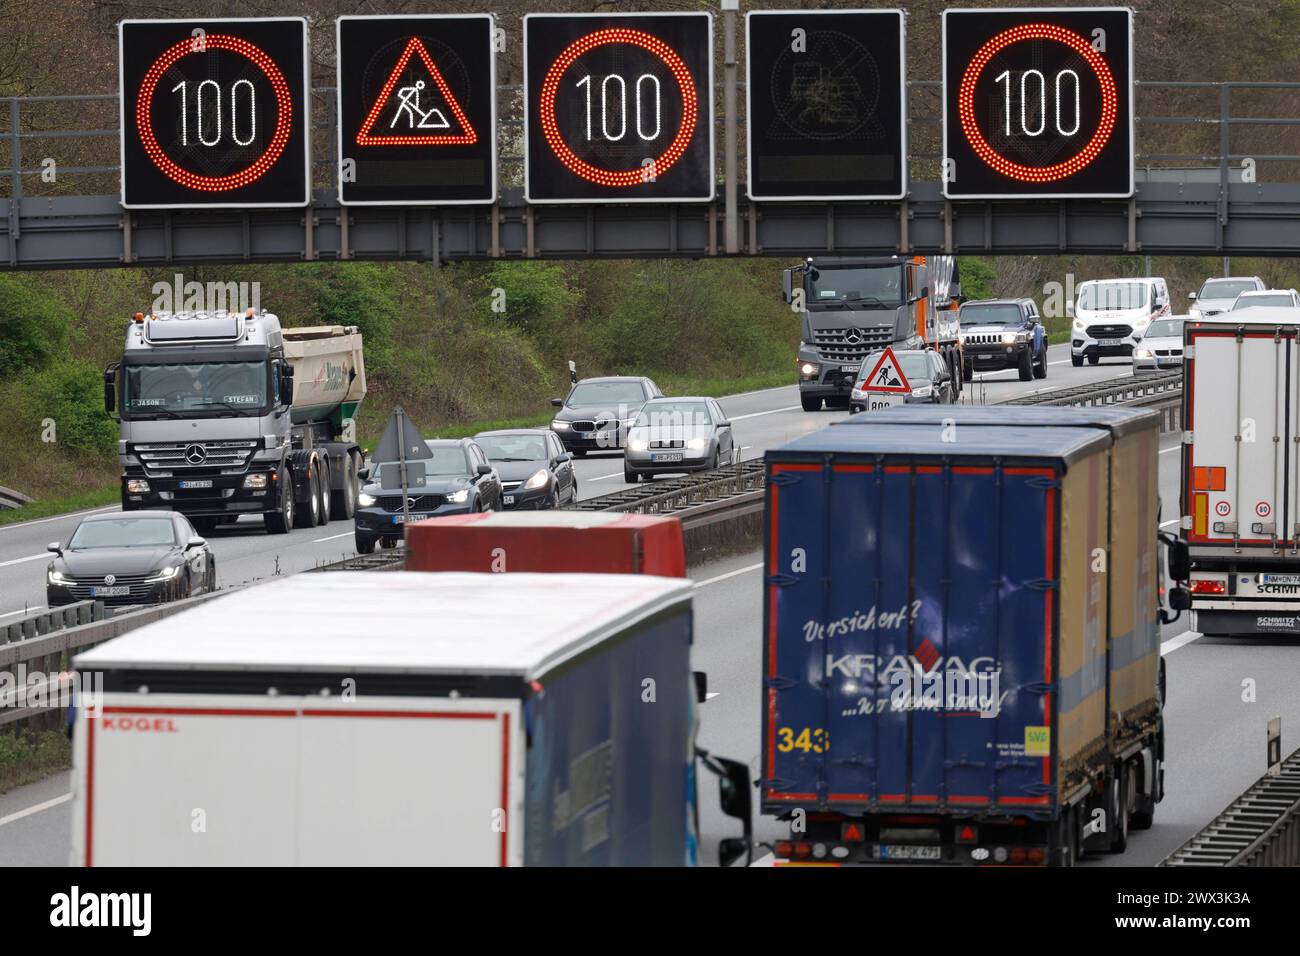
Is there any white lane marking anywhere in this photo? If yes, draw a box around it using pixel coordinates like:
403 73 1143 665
313 532 352 543
1160 519 1180 528
0 792 72 829
0 605 45 619
0 505 118 533
1160 446 1180 455
694 562 763 588
589 471 624 482
0 552 51 569
1161 631 1200 655
730 405 802 422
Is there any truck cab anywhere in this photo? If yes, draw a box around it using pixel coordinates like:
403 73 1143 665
785 256 962 411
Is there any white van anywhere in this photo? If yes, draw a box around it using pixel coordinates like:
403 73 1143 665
1069 277 1170 367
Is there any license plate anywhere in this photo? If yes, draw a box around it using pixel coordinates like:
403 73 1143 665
652 453 684 463
504 495 515 506
864 395 903 411
596 432 614 442
179 479 213 489
878 844 941 861
391 514 427 524
91 586 129 597
1099 338 1124 346
979 353 994 361
1263 574 1300 585
840 364 859 372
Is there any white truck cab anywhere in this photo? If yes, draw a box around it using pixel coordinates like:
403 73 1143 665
1070 277 1170 367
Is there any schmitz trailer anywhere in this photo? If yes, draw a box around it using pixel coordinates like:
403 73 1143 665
104 311 366 535
761 409 1182 866
72 571 748 866
1182 307 1300 636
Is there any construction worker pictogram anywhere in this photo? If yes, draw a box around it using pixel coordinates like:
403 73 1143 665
861 347 912 393
356 36 477 146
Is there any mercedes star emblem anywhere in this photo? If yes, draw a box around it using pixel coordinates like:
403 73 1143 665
184 443 207 465
845 327 862 344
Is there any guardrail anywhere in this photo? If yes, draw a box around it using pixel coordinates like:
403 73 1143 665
0 485 33 510
1162 744 1300 866
1 600 104 644
1001 369 1184 433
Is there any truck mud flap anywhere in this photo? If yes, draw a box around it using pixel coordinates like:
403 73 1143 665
1197 609 1300 636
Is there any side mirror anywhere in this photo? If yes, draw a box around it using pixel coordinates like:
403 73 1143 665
938 370 952 383
476 463 493 477
556 453 572 463
185 536 206 550
716 420 731 429
102 365 117 414
693 670 708 704
719 838 750 869
1164 535 1190 582
357 464 371 480
1168 586 1192 612
47 541 62 555
697 748 753 867
550 398 563 408
279 366 295 404
1188 291 1197 300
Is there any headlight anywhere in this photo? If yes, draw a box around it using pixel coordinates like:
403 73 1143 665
851 387 866 400
686 438 707 451
912 385 934 398
1072 320 1084 331
524 469 551 491
551 420 571 431
628 438 648 452
1002 331 1026 344
126 479 150 493
1136 349 1153 358
447 489 470 504
48 568 74 586
799 361 818 378
144 565 180 583
242 473 268 489
357 491 376 507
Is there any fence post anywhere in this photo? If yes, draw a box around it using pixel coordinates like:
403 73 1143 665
7 98 20 266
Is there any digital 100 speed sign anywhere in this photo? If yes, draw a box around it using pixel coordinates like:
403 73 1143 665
118 18 310 209
942 7 1134 199
524 12 714 204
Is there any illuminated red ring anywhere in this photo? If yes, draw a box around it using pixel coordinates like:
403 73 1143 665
957 24 1118 183
539 28 698 187
136 34 293 192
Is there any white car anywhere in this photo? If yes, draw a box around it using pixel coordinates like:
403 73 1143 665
1132 316 1187 375
1230 288 1300 311
1188 276 1264 317
1070 277 1170 367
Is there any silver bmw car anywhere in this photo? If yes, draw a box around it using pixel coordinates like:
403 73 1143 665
622 397 735 483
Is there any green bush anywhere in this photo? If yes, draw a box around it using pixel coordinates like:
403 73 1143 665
0 274 71 375
12 360 117 456
314 264 401 374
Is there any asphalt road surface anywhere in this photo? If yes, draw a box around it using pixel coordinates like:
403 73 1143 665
5 343 1255 868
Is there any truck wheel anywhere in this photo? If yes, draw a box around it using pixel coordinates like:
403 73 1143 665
1018 349 1033 381
1108 764 1130 853
265 469 293 535
801 394 822 412
355 531 375 555
315 459 332 526
332 453 357 519
294 463 321 529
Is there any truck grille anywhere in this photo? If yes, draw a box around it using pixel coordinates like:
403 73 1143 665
811 325 893 362
962 331 1005 347
60 572 156 606
377 494 446 512
133 440 258 476
1086 324 1133 338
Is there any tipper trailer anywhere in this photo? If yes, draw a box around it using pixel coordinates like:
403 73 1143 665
71 571 749 866
105 311 366 535
761 409 1187 866
1181 308 1300 636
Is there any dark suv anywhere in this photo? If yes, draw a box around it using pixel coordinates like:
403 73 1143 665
958 298 1047 382
550 376 662 457
353 438 502 554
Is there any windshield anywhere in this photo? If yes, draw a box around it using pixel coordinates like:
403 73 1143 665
634 402 712 428
125 361 268 416
960 304 1022 327
1233 294 1294 310
1200 279 1258 300
1077 282 1150 311
807 265 904 307
855 352 932 386
476 434 547 461
70 518 175 549
567 381 645 406
414 446 472 477
1143 319 1185 337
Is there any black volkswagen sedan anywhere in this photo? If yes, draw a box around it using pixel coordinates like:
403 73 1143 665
46 510 215 607
354 438 503 554
474 429 577 509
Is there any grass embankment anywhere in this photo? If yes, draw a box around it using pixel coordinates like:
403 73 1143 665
0 729 71 795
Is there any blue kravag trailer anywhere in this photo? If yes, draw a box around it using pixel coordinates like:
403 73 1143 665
761 410 1181 866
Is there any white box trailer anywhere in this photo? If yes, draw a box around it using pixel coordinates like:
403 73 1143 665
70 571 709 866
1181 307 1300 635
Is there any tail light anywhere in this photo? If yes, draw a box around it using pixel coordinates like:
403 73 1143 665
1191 579 1226 594
1009 846 1026 864
775 841 793 859
793 842 813 859
1026 847 1046 865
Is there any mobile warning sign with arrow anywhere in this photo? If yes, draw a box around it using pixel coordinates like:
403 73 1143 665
337 15 496 205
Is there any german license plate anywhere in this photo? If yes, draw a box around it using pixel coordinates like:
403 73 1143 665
1263 574 1300 585
840 364 859 373
391 514 426 524
878 844 941 861
979 353 993 361
91 586 129 597
504 495 515 506
652 453 683 463
1099 338 1124 346
596 432 614 443
179 479 213 489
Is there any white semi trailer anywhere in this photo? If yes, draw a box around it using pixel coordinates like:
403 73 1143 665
1181 307 1300 636
104 311 366 534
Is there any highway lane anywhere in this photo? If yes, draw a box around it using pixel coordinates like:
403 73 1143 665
0 342 1126 617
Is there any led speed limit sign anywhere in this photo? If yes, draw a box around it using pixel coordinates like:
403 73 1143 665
942 7 1134 199
118 18 310 208
524 12 714 203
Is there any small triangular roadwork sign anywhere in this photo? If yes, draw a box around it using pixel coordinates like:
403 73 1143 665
372 406 433 463
356 37 478 147
861 347 912 393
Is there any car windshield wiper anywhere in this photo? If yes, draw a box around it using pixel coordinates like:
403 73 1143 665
131 408 183 419
843 296 888 306
492 457 537 462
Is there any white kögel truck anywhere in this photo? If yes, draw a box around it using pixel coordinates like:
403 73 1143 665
104 312 366 535
1181 307 1300 636
71 571 749 866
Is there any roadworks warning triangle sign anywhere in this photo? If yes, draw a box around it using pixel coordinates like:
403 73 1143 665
862 347 912 393
356 37 477 147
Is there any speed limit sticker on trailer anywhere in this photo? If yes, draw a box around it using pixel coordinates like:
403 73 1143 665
1256 501 1272 518
1215 501 1231 517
